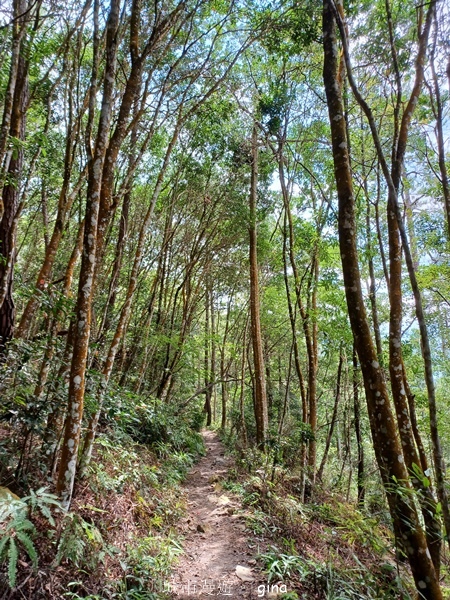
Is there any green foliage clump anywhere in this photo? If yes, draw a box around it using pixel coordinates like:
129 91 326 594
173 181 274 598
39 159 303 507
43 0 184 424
0 510 37 588
103 391 205 459
121 535 183 597
260 545 311 583
260 543 411 599
55 512 108 570
0 487 61 589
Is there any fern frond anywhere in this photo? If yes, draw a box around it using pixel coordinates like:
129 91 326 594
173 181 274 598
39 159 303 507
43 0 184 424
38 504 55 526
8 538 18 588
0 534 9 558
16 531 38 567
15 518 35 533
28 489 37 511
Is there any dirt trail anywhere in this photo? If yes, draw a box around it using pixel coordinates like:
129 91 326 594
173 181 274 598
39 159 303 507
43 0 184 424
170 431 268 599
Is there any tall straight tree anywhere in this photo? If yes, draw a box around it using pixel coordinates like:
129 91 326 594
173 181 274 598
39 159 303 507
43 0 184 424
322 0 442 596
56 0 122 508
332 0 449 557
0 0 30 349
249 123 268 448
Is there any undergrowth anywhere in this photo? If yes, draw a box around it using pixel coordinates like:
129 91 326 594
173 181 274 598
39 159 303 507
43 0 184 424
0 395 205 599
220 430 417 600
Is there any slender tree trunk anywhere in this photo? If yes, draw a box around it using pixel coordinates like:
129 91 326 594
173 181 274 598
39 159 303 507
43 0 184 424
239 320 248 448
403 367 429 472
56 0 121 509
204 283 212 426
323 3 442 596
317 346 343 481
34 219 85 403
306 252 319 481
220 295 232 429
0 5 28 346
94 1 185 268
279 163 309 495
402 175 419 271
334 0 450 556
210 289 217 422
428 13 450 237
374 172 389 288
277 343 292 438
16 169 86 339
387 201 441 573
0 0 28 199
249 123 268 449
79 123 181 470
364 170 383 364
43 321 75 480
352 346 365 506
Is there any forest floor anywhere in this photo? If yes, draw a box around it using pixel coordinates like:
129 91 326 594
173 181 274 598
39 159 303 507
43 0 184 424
170 430 274 599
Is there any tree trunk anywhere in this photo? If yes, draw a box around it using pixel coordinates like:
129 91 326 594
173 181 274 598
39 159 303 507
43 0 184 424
220 294 232 430
204 283 212 426
0 25 28 350
334 0 450 558
279 160 309 495
239 320 248 448
249 123 268 449
428 12 450 237
323 2 442 596
352 346 365 506
79 123 181 471
0 0 28 198
363 164 383 364
16 169 86 339
56 0 121 509
317 346 343 482
33 219 84 403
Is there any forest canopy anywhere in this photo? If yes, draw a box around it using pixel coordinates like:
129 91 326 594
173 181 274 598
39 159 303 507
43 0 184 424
0 0 449 597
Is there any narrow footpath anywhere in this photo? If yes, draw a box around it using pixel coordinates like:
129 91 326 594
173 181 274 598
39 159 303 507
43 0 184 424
170 430 268 599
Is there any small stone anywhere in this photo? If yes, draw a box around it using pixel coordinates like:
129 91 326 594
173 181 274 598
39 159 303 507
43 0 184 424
235 565 254 581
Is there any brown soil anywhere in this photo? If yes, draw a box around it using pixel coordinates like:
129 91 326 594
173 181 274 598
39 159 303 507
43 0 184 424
170 431 269 599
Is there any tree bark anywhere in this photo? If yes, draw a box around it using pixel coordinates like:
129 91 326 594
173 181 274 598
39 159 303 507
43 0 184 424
56 0 121 509
352 346 365 506
220 294 232 429
0 0 28 200
317 346 343 482
277 152 314 486
249 123 268 449
204 281 212 426
323 2 442 596
0 17 28 350
333 0 450 557
79 122 182 471
428 12 450 238
16 169 86 339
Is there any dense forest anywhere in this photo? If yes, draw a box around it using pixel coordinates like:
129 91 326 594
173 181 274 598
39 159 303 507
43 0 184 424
0 0 449 597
